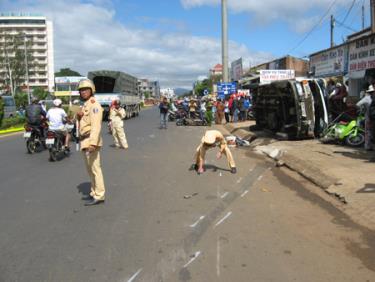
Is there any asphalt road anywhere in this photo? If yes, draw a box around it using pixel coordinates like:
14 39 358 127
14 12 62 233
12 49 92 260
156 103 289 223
0 107 374 282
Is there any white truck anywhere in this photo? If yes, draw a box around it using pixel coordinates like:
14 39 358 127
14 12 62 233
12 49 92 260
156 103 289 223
88 70 141 120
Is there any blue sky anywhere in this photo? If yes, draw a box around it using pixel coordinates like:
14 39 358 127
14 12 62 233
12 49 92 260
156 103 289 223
1 0 372 88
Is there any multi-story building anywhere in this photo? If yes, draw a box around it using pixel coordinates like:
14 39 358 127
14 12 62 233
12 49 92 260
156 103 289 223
138 78 160 98
0 13 54 93
209 64 223 77
160 88 175 99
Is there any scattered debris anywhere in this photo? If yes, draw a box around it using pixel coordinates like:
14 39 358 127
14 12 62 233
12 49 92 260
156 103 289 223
261 188 271 193
184 192 198 199
276 160 285 167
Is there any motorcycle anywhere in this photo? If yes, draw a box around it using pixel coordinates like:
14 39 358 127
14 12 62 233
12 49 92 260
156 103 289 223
45 124 73 161
319 112 365 147
23 121 48 154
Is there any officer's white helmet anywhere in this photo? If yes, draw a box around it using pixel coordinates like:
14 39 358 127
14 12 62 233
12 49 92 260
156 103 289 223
78 79 96 94
53 98 62 107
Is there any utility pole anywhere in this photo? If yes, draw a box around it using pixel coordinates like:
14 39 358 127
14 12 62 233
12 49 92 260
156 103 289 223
24 37 30 105
221 0 229 83
362 4 365 30
330 15 335 48
371 0 375 33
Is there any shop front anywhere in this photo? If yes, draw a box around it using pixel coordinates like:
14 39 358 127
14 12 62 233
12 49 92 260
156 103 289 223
309 44 348 94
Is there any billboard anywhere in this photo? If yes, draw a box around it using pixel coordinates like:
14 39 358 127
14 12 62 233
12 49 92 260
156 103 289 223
231 58 243 81
260 70 295 85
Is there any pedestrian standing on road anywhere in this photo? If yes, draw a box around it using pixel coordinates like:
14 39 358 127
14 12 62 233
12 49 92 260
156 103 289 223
159 96 169 129
76 79 106 206
216 99 225 124
357 85 374 151
193 129 237 174
109 99 128 149
224 98 230 123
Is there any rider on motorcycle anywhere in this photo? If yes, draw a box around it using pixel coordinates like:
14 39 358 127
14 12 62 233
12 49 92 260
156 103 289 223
46 99 70 150
25 97 47 138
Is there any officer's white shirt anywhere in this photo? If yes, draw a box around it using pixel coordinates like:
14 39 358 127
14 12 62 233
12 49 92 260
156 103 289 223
47 107 67 130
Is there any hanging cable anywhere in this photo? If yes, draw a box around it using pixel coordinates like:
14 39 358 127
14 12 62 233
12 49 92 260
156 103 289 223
337 0 357 27
287 0 338 54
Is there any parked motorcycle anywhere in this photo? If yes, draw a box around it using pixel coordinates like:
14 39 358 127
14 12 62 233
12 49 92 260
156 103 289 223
45 125 72 161
319 113 365 147
23 122 48 154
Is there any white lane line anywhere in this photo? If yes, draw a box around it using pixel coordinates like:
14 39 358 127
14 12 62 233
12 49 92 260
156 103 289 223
236 177 243 184
240 190 249 198
220 192 228 199
189 216 205 228
257 175 263 181
216 237 220 277
127 268 142 282
183 251 201 268
214 211 232 228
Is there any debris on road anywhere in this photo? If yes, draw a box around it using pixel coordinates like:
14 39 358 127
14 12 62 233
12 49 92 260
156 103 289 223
184 192 198 199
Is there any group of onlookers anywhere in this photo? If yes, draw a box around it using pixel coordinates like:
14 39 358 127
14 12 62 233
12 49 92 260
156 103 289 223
159 94 252 127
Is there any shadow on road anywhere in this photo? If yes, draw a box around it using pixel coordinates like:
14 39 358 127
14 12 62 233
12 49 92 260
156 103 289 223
77 182 91 195
357 183 375 193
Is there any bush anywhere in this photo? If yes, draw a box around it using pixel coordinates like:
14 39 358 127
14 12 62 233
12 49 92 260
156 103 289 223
0 115 26 130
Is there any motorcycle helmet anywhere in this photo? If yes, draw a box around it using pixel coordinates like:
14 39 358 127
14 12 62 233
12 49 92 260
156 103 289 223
53 98 62 107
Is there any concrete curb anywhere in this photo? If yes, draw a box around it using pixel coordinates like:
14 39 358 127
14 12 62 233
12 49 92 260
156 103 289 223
224 123 341 196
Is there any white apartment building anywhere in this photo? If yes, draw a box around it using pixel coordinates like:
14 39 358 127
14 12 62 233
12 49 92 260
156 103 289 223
138 79 160 98
0 13 54 93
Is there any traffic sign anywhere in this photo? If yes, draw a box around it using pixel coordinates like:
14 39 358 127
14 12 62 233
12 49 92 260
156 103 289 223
217 82 236 99
203 89 209 96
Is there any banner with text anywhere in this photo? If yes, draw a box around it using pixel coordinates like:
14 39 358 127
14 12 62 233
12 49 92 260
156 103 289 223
260 70 295 85
349 34 375 78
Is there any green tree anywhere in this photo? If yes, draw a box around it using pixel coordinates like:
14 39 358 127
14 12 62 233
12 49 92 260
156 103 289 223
143 91 151 99
14 92 28 108
0 32 35 97
32 87 48 100
55 68 82 77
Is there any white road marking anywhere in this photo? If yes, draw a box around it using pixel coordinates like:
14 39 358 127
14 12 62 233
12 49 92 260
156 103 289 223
219 172 222 177
220 192 228 199
190 216 205 228
240 190 249 198
127 268 142 282
249 168 254 172
257 175 263 181
214 211 232 228
183 251 201 268
216 237 220 277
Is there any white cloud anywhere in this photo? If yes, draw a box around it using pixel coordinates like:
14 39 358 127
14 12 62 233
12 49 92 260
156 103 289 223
2 0 273 89
181 0 355 33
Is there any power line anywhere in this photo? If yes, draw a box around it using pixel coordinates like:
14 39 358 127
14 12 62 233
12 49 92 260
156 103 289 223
287 0 338 54
339 0 357 25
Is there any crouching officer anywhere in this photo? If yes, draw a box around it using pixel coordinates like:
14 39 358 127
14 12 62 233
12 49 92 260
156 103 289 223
77 79 106 206
193 129 237 174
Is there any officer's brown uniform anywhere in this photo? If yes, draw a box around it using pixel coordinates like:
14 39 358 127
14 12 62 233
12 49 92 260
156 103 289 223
194 129 236 169
109 107 128 148
79 97 106 201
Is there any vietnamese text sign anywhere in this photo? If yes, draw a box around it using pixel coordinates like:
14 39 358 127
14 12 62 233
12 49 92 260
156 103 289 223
260 70 295 84
310 46 346 76
217 82 237 98
349 34 375 76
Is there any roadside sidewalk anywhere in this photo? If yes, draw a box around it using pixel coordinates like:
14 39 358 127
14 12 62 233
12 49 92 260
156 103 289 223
218 120 375 231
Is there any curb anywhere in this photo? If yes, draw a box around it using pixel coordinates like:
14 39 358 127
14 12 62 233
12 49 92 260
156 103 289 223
224 124 341 197
0 126 24 135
